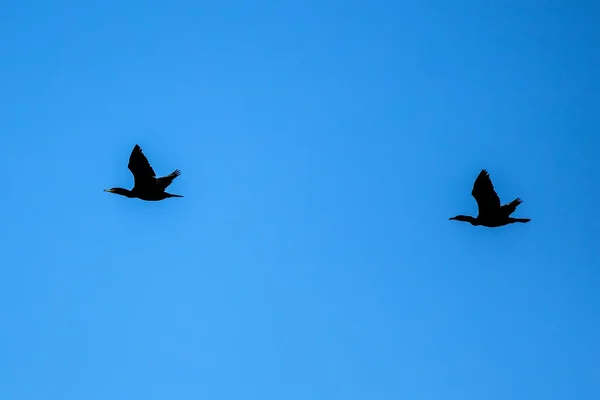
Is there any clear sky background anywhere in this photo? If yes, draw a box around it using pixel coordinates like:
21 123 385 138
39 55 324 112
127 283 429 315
0 1 598 399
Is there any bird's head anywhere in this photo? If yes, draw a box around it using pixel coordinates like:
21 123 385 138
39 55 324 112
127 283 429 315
449 215 478 225
104 187 133 197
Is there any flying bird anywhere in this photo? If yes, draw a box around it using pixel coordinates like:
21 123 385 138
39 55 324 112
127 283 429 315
104 144 183 201
449 169 530 227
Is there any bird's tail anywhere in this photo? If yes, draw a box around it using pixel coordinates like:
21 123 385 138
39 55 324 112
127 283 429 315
511 218 530 223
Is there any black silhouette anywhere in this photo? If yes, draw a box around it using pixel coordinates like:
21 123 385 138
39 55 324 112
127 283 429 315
450 169 530 227
104 144 183 201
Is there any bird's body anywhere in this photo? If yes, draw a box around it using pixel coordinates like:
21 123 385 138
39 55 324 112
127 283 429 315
104 144 183 201
450 169 530 228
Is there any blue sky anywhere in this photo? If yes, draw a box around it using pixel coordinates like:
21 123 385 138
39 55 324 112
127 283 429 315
0 1 598 399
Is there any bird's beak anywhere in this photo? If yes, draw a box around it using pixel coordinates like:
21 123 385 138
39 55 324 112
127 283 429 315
104 189 113 193
449 217 456 220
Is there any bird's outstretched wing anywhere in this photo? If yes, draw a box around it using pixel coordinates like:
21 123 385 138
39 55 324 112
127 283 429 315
471 169 501 217
157 169 181 190
500 197 522 216
128 145 156 189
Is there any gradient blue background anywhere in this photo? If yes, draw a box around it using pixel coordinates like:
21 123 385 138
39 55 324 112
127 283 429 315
1 1 598 399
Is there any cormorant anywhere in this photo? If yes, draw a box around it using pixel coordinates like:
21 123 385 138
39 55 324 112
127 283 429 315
449 169 530 227
104 144 183 201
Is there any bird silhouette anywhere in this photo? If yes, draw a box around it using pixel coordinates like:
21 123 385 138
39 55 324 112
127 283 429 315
104 144 183 201
450 169 529 227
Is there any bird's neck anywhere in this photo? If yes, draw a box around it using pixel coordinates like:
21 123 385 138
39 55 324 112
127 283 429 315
453 215 479 225
113 188 135 197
